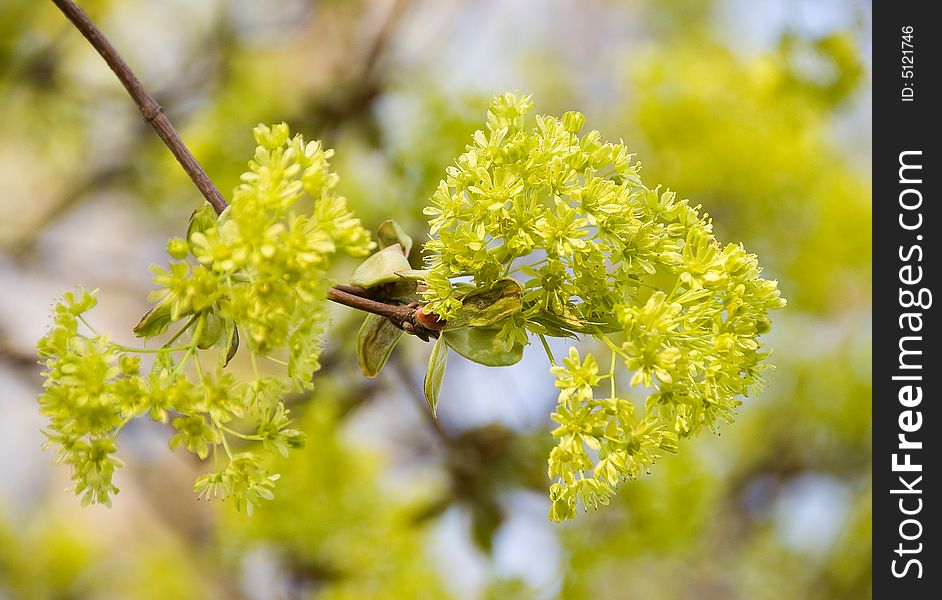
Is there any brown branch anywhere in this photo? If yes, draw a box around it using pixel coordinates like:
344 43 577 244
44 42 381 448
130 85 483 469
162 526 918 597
51 0 441 338
327 287 412 323
50 0 228 215
331 283 370 296
326 288 440 341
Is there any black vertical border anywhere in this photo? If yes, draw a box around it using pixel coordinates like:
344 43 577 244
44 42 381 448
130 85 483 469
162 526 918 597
873 2 938 597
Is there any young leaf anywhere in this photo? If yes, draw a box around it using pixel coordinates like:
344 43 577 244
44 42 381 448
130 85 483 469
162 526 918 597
187 202 218 253
445 278 523 330
396 268 431 280
527 308 617 337
224 323 240 366
133 298 175 338
376 219 413 256
424 335 448 417
350 244 414 288
197 308 224 350
357 314 404 377
442 325 525 367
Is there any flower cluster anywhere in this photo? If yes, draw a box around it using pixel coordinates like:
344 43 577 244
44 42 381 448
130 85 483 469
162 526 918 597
38 124 372 511
39 96 784 523
421 93 786 520
548 348 679 522
152 123 373 382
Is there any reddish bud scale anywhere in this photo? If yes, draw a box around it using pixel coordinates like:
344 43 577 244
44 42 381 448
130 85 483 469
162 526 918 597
415 306 445 330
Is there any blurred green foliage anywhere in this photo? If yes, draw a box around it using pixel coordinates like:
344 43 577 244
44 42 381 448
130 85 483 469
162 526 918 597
219 396 450 600
0 512 211 599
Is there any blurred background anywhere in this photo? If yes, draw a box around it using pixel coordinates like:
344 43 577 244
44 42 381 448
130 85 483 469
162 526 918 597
0 0 871 598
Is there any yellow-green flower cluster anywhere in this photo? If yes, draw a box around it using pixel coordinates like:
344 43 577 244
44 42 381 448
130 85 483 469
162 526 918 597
37 290 127 506
548 348 679 522
152 123 374 384
422 93 643 325
38 124 372 512
421 94 786 520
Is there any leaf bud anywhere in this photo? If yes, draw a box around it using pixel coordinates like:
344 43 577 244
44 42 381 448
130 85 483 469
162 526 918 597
415 306 446 331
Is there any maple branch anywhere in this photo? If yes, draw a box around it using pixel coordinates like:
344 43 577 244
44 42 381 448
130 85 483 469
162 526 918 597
50 0 436 337
51 0 227 214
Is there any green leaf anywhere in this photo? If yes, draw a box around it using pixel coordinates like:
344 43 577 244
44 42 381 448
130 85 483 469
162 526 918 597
376 219 413 256
133 298 176 338
187 202 218 253
424 335 448 417
197 309 224 350
523 317 578 339
526 308 617 337
395 268 430 280
224 323 240 366
350 244 414 288
442 325 525 367
357 314 404 377
445 278 524 330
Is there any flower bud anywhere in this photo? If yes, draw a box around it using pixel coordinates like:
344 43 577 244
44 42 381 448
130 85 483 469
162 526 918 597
167 237 189 259
562 111 586 133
